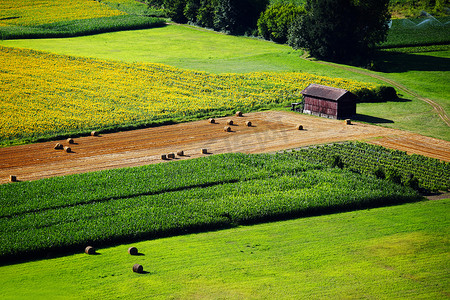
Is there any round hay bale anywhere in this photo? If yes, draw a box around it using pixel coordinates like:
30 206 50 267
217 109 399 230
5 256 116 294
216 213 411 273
345 119 352 125
235 111 243 117
201 148 208 154
168 153 175 159
226 119 233 125
208 118 215 124
297 124 303 130
85 246 95 255
67 138 74 144
54 143 63 150
245 121 252 127
133 264 143 273
128 247 138 255
177 150 184 156
161 154 167 160
91 131 98 136
9 175 17 182
224 126 231 132
64 146 72 153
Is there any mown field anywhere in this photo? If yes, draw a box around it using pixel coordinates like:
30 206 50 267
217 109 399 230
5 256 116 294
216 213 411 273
1 198 448 299
0 45 382 146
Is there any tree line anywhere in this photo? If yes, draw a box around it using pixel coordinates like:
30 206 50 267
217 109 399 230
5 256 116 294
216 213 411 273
145 0 391 64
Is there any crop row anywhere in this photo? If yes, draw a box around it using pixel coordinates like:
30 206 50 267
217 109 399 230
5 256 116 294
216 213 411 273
0 46 380 146
0 153 421 262
381 17 450 48
0 15 166 40
290 142 449 192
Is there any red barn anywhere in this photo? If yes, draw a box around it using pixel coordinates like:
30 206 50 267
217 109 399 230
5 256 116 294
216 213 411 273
301 84 357 119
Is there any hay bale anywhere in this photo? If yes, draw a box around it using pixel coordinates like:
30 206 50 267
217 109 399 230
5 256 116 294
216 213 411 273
297 124 303 130
161 154 167 160
208 118 215 124
64 146 72 153
54 143 63 150
177 150 184 156
345 119 352 125
226 119 233 125
235 111 243 117
201 148 208 154
245 121 252 127
224 126 231 132
67 138 74 144
133 264 143 273
91 131 98 136
128 247 138 255
85 246 95 255
168 153 175 159
9 175 17 182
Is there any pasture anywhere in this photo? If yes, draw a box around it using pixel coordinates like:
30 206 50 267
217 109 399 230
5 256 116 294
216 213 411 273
0 199 448 299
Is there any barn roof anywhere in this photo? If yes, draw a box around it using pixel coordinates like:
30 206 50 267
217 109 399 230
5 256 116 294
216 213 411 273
301 84 351 101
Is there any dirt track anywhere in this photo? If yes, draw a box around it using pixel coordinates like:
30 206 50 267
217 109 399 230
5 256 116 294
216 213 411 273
1 111 449 184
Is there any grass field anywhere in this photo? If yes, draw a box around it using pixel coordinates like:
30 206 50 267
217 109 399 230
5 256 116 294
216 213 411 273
0 198 448 299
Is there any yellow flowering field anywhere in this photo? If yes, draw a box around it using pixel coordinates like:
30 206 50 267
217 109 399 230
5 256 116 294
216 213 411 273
0 0 125 27
0 46 379 144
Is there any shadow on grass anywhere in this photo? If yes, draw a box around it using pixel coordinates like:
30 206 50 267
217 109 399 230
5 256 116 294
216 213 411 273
354 114 394 124
374 51 450 73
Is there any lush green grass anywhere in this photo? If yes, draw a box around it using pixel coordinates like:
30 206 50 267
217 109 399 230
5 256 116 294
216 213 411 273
357 97 450 141
0 198 447 299
0 152 421 263
372 48 450 128
0 24 378 80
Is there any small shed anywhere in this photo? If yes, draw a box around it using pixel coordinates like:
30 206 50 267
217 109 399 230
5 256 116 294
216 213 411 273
301 84 357 119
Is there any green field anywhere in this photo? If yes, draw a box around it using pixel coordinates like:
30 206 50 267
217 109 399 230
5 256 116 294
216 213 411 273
1 198 448 299
0 152 423 262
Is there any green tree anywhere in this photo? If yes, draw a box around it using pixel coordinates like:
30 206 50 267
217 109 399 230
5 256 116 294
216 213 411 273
214 0 268 34
165 0 188 23
257 3 305 44
197 0 217 28
184 0 201 23
288 0 390 63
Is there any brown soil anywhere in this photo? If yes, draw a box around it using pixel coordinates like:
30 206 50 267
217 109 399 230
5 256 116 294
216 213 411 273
1 111 449 184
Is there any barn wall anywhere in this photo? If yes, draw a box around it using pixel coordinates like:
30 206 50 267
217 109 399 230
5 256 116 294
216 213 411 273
303 96 338 119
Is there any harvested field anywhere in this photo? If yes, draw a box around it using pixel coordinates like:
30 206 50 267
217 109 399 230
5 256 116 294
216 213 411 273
0 111 449 184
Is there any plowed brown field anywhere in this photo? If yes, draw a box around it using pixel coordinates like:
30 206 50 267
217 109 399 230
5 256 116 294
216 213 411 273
1 111 449 184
